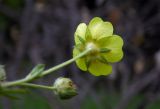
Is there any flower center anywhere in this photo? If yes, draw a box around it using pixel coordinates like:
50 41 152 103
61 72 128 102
86 42 99 55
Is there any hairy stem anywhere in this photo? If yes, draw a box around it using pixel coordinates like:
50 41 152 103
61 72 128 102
1 49 91 88
40 49 91 77
19 83 55 90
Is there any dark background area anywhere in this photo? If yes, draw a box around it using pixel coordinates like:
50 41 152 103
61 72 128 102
0 0 160 109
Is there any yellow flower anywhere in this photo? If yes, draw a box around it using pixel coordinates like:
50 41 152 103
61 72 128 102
73 17 124 76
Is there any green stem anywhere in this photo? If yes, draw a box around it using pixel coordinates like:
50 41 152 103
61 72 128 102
40 48 91 77
19 83 54 90
1 78 28 87
1 49 91 88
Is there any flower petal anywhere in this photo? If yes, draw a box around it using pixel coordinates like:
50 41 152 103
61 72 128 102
101 35 124 63
74 23 87 44
73 48 87 71
75 58 87 71
88 17 113 39
88 60 112 76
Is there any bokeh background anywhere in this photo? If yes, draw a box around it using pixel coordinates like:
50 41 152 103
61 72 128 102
0 0 160 109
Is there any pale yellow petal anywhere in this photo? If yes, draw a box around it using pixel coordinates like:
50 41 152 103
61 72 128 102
88 60 112 76
88 17 113 39
101 35 124 62
73 48 87 71
74 23 87 44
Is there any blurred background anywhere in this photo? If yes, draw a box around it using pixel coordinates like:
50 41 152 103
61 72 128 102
0 0 160 109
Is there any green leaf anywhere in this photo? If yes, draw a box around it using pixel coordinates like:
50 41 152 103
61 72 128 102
0 93 19 99
146 99 160 109
81 96 99 109
26 64 45 79
126 94 145 109
0 88 27 99
11 92 51 109
0 65 6 81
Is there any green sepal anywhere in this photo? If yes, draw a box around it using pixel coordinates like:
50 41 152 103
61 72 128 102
85 58 91 70
59 89 78 100
74 23 87 44
77 35 85 44
85 27 92 41
74 44 84 52
100 48 111 53
26 64 45 79
98 56 109 64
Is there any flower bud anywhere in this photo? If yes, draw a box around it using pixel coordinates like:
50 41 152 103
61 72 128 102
53 77 78 100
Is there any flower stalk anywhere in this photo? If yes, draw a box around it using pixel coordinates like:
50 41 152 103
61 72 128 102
19 83 55 90
39 48 91 77
1 48 91 88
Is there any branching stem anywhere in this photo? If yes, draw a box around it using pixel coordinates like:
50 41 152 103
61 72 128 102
1 49 91 88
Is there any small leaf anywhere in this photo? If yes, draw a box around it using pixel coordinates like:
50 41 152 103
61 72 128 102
0 65 6 81
0 88 27 99
26 64 45 79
